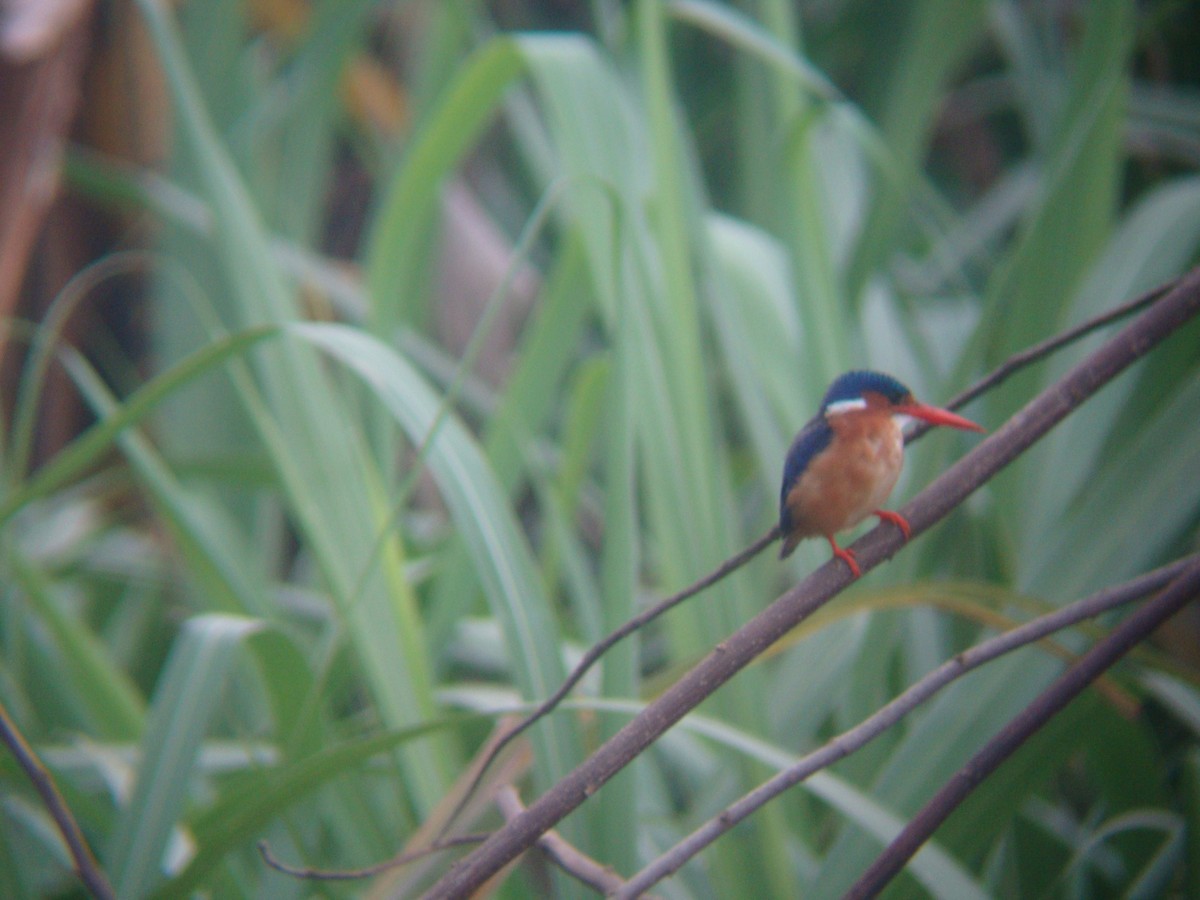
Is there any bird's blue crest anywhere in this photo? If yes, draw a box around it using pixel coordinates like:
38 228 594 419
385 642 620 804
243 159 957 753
821 371 911 410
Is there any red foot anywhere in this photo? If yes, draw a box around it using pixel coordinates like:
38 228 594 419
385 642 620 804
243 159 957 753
874 509 912 541
826 536 861 578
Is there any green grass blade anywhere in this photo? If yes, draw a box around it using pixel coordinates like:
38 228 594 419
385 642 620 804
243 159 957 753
0 327 277 529
8 554 145 741
133 0 449 812
108 614 263 899
152 717 474 900
846 0 988 299
286 322 578 785
365 37 526 332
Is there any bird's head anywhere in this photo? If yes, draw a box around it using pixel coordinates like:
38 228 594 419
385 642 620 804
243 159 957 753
821 371 985 432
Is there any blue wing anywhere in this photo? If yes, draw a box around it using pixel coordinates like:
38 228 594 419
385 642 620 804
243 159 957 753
778 415 833 534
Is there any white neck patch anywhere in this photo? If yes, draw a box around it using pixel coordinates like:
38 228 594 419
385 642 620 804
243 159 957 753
825 398 868 416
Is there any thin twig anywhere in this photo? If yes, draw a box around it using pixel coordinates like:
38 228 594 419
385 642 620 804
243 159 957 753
495 785 634 895
257 833 489 881
844 557 1200 899
616 554 1199 896
260 719 530 886
0 702 115 900
423 267 1200 897
923 280 1173 424
438 524 780 838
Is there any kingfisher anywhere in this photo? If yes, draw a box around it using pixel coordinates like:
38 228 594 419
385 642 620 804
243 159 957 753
778 371 984 577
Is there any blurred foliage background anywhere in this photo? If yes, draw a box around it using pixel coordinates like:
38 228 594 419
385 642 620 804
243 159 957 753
1 0 1199 897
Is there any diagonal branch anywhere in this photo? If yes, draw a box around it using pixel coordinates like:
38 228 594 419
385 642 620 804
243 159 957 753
616 554 1199 896
0 701 115 900
423 266 1200 897
844 557 1200 899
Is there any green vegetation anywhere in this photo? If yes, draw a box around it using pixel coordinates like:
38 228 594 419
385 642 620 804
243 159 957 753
3 1 1199 897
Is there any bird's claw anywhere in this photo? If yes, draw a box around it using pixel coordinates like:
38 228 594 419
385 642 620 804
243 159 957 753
832 545 862 578
874 509 912 541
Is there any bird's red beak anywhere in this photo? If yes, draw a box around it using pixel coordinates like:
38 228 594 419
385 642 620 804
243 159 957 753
896 403 986 433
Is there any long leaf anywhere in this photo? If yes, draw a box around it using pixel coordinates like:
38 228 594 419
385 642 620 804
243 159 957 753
108 614 262 899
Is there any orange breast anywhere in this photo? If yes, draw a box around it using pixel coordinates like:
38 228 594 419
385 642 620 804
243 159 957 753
784 411 903 540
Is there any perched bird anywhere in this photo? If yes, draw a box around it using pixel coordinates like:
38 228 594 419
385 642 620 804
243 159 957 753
778 371 984 577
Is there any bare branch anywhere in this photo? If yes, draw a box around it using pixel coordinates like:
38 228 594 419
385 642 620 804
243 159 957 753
257 834 489 882
260 719 529 886
844 557 1200 899
0 701 115 900
423 267 1200 897
616 554 1199 896
494 785 634 895
941 280 1173 414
